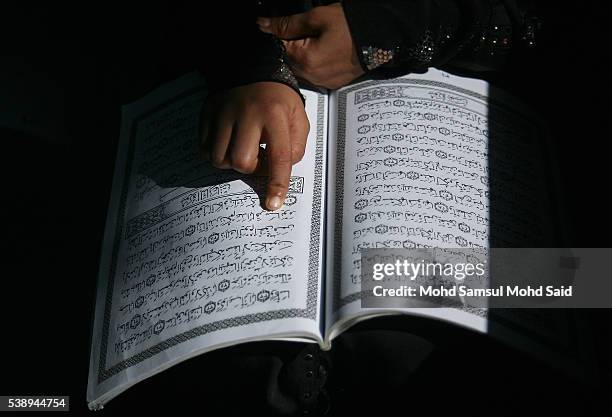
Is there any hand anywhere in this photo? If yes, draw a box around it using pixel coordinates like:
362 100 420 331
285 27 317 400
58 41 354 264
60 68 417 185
200 82 309 211
257 3 364 90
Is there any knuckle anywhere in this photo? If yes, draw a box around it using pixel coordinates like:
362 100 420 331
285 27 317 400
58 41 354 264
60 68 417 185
291 146 305 163
231 154 257 173
265 101 289 118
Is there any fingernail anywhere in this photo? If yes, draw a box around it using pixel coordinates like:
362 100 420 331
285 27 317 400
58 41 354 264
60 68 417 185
267 196 284 211
257 17 271 28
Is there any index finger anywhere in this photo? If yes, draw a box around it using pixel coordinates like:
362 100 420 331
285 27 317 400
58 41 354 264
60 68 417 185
264 117 292 211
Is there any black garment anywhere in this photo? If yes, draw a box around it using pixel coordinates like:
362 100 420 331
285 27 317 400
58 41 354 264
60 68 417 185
342 0 539 74
167 3 301 99
185 0 539 96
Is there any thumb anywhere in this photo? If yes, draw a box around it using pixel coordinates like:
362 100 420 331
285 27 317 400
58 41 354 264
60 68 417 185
257 12 319 40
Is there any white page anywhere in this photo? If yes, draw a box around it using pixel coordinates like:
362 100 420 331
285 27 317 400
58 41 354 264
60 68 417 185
324 69 558 342
87 74 328 408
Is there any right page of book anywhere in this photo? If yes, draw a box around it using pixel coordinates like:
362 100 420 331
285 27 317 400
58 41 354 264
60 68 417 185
324 68 566 347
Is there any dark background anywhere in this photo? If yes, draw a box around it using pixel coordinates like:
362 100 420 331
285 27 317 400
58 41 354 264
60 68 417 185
2 2 611 415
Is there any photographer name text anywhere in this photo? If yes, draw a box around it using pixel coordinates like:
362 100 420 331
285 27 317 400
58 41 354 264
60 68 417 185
372 285 573 298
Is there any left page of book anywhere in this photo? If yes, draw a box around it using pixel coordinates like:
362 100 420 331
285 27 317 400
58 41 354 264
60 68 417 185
87 74 328 409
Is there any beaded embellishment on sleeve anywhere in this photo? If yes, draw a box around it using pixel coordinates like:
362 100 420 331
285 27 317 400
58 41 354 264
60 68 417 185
404 30 435 65
360 46 397 70
270 58 300 92
360 30 438 71
267 37 301 93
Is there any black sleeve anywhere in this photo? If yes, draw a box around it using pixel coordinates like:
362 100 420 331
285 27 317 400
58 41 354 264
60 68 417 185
165 3 303 101
341 0 540 74
201 28 303 100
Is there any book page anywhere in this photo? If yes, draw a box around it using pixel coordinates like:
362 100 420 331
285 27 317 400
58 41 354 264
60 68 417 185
324 69 561 343
87 74 327 408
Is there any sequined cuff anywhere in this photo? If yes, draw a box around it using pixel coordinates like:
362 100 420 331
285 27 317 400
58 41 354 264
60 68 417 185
248 37 305 105
270 38 305 104
342 0 403 72
360 46 398 71
359 30 441 71
343 0 452 73
271 59 300 92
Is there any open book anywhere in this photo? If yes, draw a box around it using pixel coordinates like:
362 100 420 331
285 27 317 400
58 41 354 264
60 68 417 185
87 69 577 409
